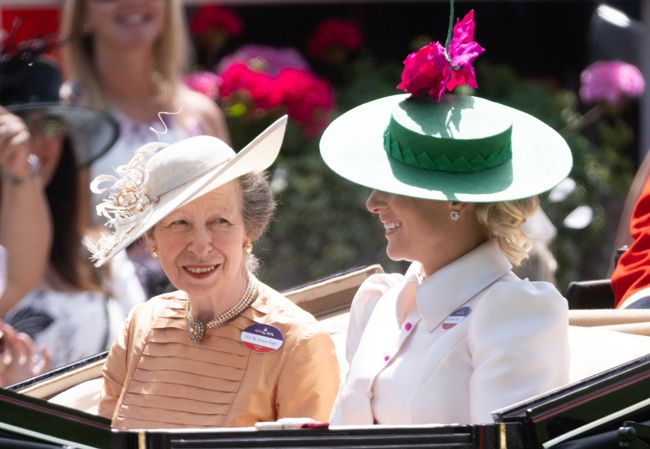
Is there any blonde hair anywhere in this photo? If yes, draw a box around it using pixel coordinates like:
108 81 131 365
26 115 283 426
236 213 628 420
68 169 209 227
60 0 190 110
474 197 540 266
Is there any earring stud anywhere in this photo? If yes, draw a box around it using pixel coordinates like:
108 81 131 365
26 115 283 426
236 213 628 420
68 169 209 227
151 248 159 259
450 210 460 221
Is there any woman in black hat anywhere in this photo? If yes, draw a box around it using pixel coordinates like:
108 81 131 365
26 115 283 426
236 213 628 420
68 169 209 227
0 49 147 373
0 105 53 386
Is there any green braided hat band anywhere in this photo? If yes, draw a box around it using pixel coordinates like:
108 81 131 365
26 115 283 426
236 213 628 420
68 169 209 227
383 95 513 173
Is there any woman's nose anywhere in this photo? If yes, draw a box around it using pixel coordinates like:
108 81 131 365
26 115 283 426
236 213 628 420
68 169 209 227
188 227 213 257
366 190 386 213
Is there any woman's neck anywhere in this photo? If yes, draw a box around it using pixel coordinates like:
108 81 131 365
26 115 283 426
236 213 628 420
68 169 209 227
420 217 489 278
190 269 252 322
94 47 162 122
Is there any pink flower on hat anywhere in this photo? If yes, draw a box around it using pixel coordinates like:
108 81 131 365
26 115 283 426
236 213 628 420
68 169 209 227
397 42 450 100
579 60 645 106
446 10 485 92
397 10 485 101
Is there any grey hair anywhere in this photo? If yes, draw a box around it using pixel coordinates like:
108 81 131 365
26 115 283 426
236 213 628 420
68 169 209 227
239 171 276 273
474 196 540 266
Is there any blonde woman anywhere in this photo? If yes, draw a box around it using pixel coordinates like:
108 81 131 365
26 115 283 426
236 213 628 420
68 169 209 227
60 0 229 225
319 8 573 425
321 92 573 426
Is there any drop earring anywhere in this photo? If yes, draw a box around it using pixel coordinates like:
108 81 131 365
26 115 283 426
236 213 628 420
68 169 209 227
450 210 460 221
151 248 159 259
243 241 253 255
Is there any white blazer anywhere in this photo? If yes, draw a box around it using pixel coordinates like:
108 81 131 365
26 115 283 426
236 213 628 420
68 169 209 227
330 240 570 425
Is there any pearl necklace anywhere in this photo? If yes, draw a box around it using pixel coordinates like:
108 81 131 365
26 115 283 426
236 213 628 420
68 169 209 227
186 276 258 343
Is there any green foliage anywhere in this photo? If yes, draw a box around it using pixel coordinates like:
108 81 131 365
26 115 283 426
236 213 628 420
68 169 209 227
222 57 636 291
476 61 635 290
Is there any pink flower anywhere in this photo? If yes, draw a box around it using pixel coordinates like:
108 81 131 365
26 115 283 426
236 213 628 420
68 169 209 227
275 68 335 137
217 45 335 137
216 44 309 77
579 60 645 106
189 5 243 38
397 10 485 101
219 62 283 110
307 18 363 61
183 71 220 99
446 10 485 91
397 41 450 100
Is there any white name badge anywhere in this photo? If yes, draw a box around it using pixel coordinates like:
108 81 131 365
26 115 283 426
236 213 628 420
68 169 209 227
442 306 472 330
241 323 284 353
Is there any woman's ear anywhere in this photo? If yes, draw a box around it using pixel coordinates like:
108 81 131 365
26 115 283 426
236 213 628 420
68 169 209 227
145 229 158 256
450 201 473 211
448 202 478 222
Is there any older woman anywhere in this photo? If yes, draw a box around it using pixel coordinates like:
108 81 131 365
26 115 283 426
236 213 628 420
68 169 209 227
319 12 572 425
89 116 339 429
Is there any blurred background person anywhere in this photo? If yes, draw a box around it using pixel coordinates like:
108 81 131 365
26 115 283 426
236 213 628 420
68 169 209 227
60 0 229 221
1 84 52 387
60 0 231 296
0 321 50 387
0 46 146 371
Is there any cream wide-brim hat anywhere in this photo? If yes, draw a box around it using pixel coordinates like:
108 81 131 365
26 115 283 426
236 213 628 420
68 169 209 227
88 115 288 266
320 94 573 202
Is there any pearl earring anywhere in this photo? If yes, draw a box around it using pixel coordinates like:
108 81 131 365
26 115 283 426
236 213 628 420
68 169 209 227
450 210 460 221
151 248 159 259
243 241 253 255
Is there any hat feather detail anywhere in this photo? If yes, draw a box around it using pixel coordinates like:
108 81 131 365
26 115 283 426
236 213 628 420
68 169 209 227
86 142 167 266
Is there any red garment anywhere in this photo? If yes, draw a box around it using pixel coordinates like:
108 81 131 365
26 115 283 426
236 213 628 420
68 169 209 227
1 8 61 62
612 175 650 307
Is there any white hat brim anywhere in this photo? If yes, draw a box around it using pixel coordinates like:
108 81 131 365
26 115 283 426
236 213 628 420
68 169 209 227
320 95 573 202
96 115 288 264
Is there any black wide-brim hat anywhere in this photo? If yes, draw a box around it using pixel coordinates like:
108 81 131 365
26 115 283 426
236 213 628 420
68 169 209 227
1 56 117 167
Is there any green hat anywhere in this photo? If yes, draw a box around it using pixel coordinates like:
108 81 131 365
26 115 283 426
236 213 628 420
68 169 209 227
320 93 573 202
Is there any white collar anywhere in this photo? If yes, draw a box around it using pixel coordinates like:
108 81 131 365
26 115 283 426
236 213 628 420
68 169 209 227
414 240 512 332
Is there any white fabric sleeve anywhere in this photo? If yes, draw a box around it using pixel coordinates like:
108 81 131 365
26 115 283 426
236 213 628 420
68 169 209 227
468 279 570 423
345 272 404 363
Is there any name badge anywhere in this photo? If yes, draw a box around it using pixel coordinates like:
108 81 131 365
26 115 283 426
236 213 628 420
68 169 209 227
442 306 471 330
241 323 284 353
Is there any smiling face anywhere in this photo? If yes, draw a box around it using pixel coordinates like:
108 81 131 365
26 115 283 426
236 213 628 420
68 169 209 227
84 0 166 50
365 190 485 276
149 180 250 301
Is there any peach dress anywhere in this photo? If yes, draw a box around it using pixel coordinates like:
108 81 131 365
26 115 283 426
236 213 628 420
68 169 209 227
98 283 340 429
